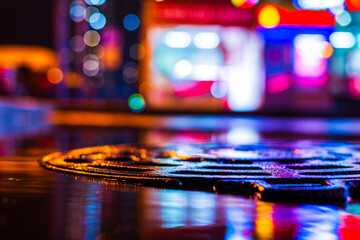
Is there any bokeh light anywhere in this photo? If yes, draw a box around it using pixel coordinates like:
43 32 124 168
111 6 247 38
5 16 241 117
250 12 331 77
65 71 85 88
329 4 345 15
83 54 100 77
321 41 334 58
89 12 106 30
123 14 140 31
84 30 101 47
330 32 356 48
70 1 86 22
70 35 86 52
85 7 99 22
194 32 220 49
258 5 280 28
164 31 191 48
335 11 352 26
47 68 64 84
211 82 227 99
85 0 106 6
128 93 145 112
231 0 259 8
295 0 345 10
173 60 192 79
95 44 105 59
123 62 139 84
346 0 360 11
129 43 146 60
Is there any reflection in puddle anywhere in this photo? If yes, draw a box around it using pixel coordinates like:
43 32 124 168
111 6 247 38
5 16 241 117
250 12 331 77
56 180 360 240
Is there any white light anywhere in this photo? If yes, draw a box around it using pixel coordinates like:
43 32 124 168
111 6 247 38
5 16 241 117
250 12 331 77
226 65 263 112
83 59 99 76
335 11 352 27
294 34 326 58
192 65 220 80
329 5 345 16
330 32 356 49
226 34 264 112
211 82 227 99
164 31 191 48
294 34 328 77
194 32 220 49
84 60 99 71
173 60 192 79
296 0 345 10
226 127 260 145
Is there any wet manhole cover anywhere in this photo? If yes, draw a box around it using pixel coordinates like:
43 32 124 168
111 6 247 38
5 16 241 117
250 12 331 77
40 141 360 205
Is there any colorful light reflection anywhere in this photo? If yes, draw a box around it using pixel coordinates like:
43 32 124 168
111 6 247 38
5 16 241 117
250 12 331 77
137 187 360 240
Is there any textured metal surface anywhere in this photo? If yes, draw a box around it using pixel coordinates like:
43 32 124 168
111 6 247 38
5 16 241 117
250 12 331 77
39 140 360 204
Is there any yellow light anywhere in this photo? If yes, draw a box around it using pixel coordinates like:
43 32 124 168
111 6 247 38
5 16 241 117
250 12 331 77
258 5 280 28
84 30 101 47
255 201 274 240
47 68 63 84
231 0 246 7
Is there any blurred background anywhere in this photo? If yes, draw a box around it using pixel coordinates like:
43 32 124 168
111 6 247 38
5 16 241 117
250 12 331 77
1 0 360 116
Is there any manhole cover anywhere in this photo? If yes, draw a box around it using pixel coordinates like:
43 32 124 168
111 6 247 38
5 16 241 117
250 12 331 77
40 140 360 204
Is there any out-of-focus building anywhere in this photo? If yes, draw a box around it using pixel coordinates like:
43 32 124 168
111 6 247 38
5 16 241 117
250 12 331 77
1 0 360 115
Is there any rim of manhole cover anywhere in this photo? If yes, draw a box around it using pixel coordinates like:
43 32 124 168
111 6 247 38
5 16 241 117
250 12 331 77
39 140 360 205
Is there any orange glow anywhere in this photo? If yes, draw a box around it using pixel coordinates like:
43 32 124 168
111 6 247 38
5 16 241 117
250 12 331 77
293 149 301 154
0 45 58 72
65 72 84 88
258 5 280 28
47 68 63 84
255 201 274 240
103 46 122 70
49 111 168 128
321 42 334 59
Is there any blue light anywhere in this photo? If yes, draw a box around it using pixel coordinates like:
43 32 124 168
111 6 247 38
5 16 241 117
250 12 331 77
70 2 86 22
294 205 339 240
89 13 106 30
85 0 106 5
123 14 140 31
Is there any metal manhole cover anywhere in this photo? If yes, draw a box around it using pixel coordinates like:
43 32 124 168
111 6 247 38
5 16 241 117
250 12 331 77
40 140 360 205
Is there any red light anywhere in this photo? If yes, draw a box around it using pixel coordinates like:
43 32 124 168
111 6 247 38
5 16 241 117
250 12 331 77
340 214 360 240
257 5 335 27
346 0 360 11
151 2 255 27
172 81 213 98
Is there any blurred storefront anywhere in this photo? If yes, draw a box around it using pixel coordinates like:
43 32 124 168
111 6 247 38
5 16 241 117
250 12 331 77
1 0 360 115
